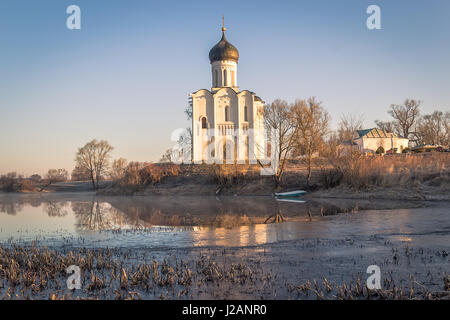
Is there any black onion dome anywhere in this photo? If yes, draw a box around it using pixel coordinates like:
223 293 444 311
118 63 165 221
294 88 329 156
208 31 239 63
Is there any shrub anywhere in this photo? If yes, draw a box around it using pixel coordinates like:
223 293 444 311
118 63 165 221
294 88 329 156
18 180 37 192
209 164 260 188
402 147 411 154
117 162 182 191
319 168 344 189
212 164 244 187
0 172 37 192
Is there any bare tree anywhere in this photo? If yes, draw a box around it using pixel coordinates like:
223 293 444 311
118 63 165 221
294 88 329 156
71 164 91 181
374 120 396 133
445 112 450 147
159 149 173 163
388 99 421 138
29 174 42 182
39 169 68 192
184 105 193 121
322 131 339 160
109 158 128 180
338 113 364 143
291 97 330 186
177 127 192 160
416 111 449 146
75 139 114 190
47 169 68 182
177 102 194 161
260 99 296 185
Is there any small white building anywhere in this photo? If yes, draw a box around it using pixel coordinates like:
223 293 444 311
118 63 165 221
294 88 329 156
354 128 409 154
190 22 266 164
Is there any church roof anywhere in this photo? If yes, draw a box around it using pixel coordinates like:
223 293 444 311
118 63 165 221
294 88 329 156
191 88 262 101
357 128 403 138
209 29 239 63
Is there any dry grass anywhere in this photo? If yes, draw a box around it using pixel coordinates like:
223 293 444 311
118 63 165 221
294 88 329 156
1 243 449 300
98 153 449 196
110 162 182 194
209 164 260 188
0 244 265 300
320 153 449 191
287 274 450 300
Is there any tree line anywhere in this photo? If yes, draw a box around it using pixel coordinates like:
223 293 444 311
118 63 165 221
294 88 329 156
258 97 449 186
0 169 69 192
374 99 449 145
1 98 447 192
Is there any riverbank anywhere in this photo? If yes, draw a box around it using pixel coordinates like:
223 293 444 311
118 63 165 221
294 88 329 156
2 153 449 202
100 153 450 201
104 169 450 202
308 184 450 201
3 176 449 202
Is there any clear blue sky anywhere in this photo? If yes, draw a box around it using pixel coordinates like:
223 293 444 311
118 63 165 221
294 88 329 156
0 0 449 175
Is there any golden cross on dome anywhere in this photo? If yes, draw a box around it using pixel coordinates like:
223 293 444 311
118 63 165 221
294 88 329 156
222 15 226 32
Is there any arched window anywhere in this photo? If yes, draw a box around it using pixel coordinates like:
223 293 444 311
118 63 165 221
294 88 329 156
244 106 248 122
223 69 227 86
225 106 230 121
214 70 218 87
223 142 227 161
201 117 207 129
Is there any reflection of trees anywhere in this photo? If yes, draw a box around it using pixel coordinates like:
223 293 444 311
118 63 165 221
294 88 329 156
0 197 68 216
28 198 44 207
43 200 68 217
107 199 185 227
108 206 156 229
72 201 112 231
0 202 24 215
264 208 286 224
71 200 152 231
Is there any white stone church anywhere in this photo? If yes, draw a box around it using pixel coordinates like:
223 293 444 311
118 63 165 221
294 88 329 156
190 23 266 164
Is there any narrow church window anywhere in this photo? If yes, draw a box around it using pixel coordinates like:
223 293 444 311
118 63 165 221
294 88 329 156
225 106 230 121
223 142 227 162
214 70 218 87
201 117 207 129
223 69 227 86
244 106 248 121
245 136 249 162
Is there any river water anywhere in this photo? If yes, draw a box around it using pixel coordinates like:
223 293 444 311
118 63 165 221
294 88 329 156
0 193 448 250
1 193 449 299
